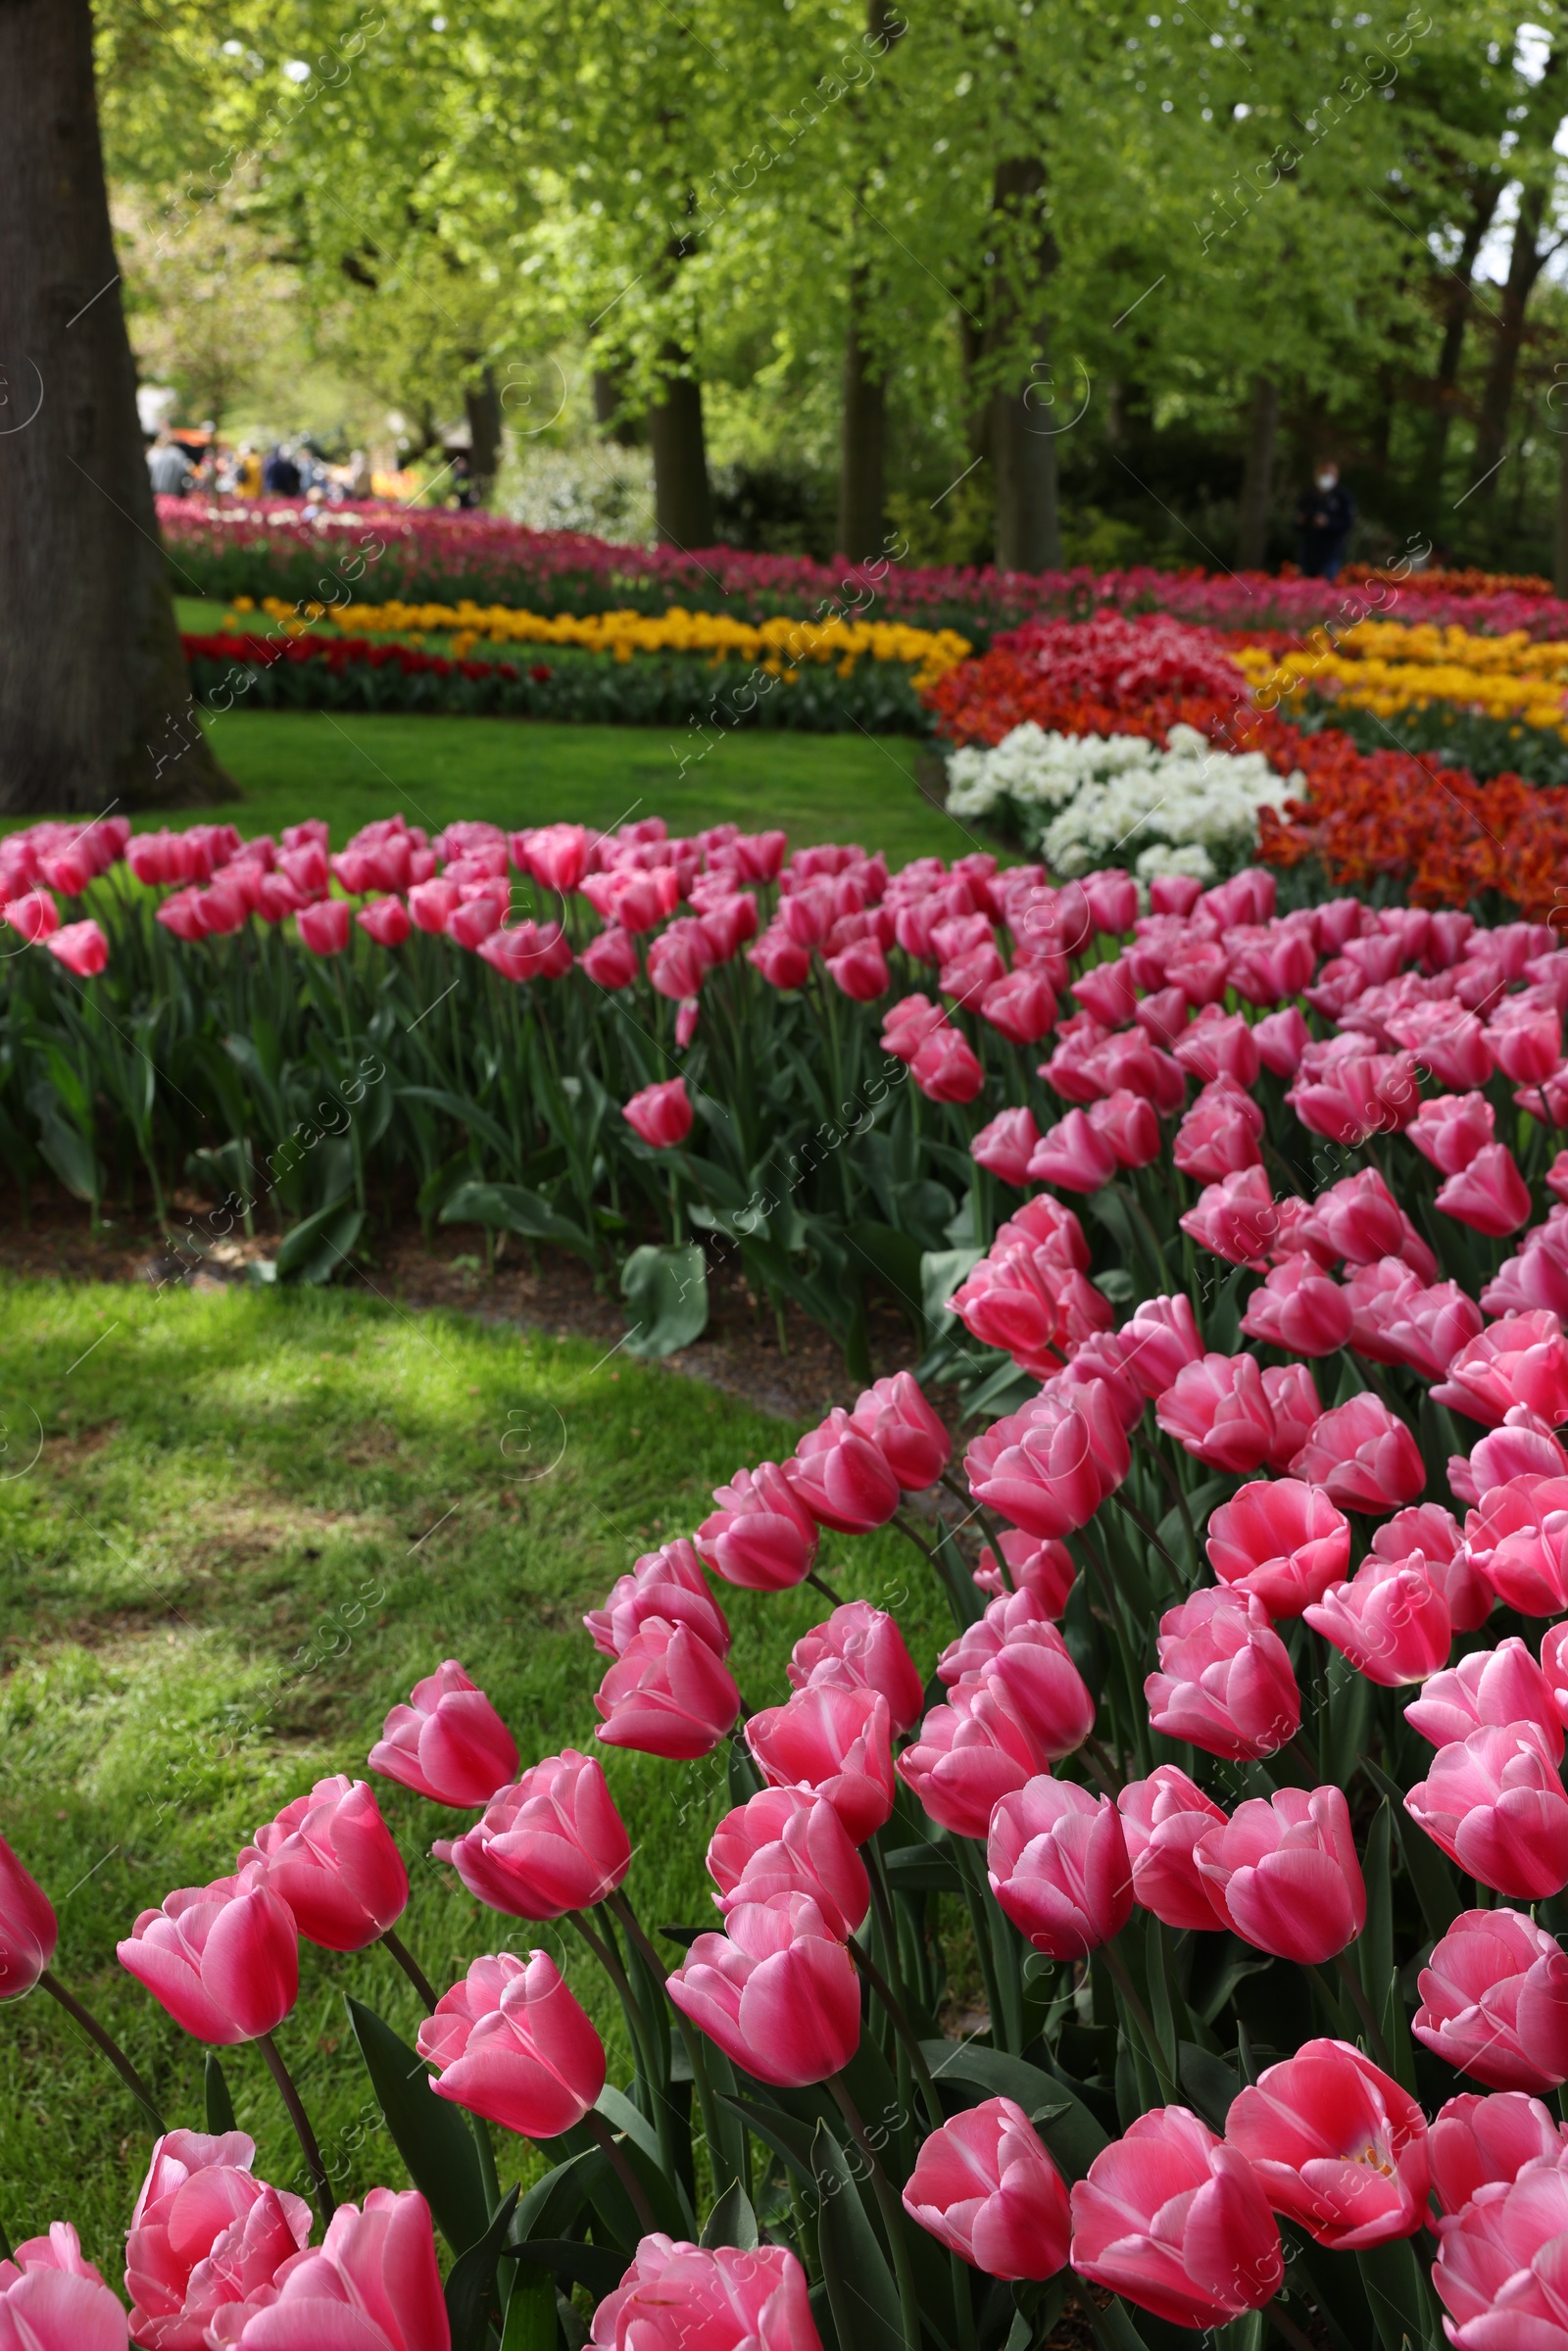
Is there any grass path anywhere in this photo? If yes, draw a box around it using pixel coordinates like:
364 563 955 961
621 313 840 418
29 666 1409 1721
0 1277 941 2272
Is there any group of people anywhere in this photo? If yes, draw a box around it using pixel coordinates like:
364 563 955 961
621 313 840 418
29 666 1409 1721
143 429 374 504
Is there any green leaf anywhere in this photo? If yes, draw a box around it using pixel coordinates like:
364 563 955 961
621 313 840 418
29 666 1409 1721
620 1243 709 1355
920 1246 982 1334
441 1179 594 1258
1362 1756 1462 1942
345 1996 489 2258
810 2120 904 2351
918 2041 1108 2180
883 1845 962 1892
1178 2041 1240 2130
1356 2234 1435 2351
497 2265 556 2351
514 2148 595 2245
204 2051 237 2135
718 2093 819 2189
444 2183 518 2351
503 2239 627 2298
275 1193 365 1285
700 2180 759 2251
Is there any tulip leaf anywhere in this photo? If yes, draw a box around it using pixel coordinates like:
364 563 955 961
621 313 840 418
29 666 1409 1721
1177 2041 1240 2130
1361 1756 1462 1942
497 2265 556 2351
719 2093 819 2190
700 2180 759 2251
444 2182 518 2351
810 2120 905 2351
344 1996 490 2258
440 1179 594 1258
274 1192 364 1285
883 1845 963 1892
918 2042 1108 2180
1356 2234 1436 2351
501 2239 628 2297
514 2148 595 2245
620 1243 709 1356
204 2050 237 2135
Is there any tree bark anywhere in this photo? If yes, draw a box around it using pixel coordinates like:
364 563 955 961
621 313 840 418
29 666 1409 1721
593 367 642 447
1425 179 1502 473
986 158 1061 572
992 382 1059 572
1555 424 1568 598
647 351 712 547
837 267 886 563
463 367 503 503
0 0 231 813
1471 180 1551 501
1236 374 1280 568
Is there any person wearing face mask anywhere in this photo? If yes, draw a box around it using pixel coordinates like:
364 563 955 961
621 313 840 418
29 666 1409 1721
1295 459 1355 578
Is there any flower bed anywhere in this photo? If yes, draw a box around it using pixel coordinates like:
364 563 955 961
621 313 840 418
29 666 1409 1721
10 824 1568 2345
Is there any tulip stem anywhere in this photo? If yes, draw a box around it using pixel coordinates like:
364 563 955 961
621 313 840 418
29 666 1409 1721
257 2031 336 2226
37 1970 165 2133
1099 1941 1178 2103
848 1938 944 2132
1333 1948 1394 2073
1083 1734 1125 1794
893 1510 939 1570
607 1891 747 2200
828 2073 923 2351
380 1928 439 2012
1263 2296 1319 2351
583 2108 658 2232
806 1570 841 1606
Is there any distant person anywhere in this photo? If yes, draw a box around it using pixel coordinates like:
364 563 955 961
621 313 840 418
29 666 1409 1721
263 444 303 497
449 450 475 509
146 429 193 496
1296 461 1354 579
235 444 263 498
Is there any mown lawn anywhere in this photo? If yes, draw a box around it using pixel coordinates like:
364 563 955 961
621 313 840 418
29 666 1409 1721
0 1278 944 2278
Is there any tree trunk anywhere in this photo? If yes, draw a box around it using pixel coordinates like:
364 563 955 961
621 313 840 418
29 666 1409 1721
987 158 1061 572
1426 180 1501 473
463 367 503 503
0 0 231 812
1236 375 1280 568
992 382 1059 571
647 352 712 547
593 367 642 447
1555 425 1568 598
837 268 886 563
1472 182 1551 500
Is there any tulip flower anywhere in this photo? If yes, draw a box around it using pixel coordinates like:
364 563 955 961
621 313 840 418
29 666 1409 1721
1206 1478 1350 1616
240 1777 408 1952
356 896 411 950
847 1371 951 1493
125 2128 313 2349
1303 1551 1451 1687
1307 1166 1435 1278
1432 2143 1568 2346
903 2095 1071 2280
963 1383 1128 1539
1405 1638 1563 1759
1240 1254 1353 1356
1146 1589 1300 1759
369 1660 518 1807
744 1684 894 1844
1195 1787 1366 1963
418 1950 605 2138
1173 1007 1260 1087
790 1409 902 1533
1155 1352 1278 1473
1173 1079 1264 1183
696 1461 819 1591
584 1539 730 1660
1086 1088 1162 1168
1374 1500 1493 1632
1377 1279 1486 1383
947 1249 1111 1379
1466 1472 1568 1615
1436 1142 1535 1238
44 918 110 978
1118 1768 1228 1932
1405 1723 1568 1899
911 1025 984 1102
959 1620 1095 1759
214 2187 448 2349
595 1619 741 1760
1224 2039 1429 2249
1409 1092 1495 1176
1429 2090 1568 2217
972 1528 1076 1611
707 1788 869 1941
1261 1362 1322 1472
992 1192 1092 1270
1485 1218 1568 1322
1254 1005 1310 1076
1437 1311 1568 1431
1414 1908 1568 2089
0 2233 128 2350
588 2234 822 2351
787 1602 925 1736
435 1749 632 1921
897 1675 1055 1839
1026 1109 1117 1193
666 1894 861 2087
622 1077 693 1150
980 967 1057 1044
1117 1294 1204 1396
970 1105 1041 1187
296 899 350 956
987 1777 1133 1959
0 1834 58 2001
1179 1165 1279 1267
1289 1393 1426 1513
938 1587 1058 1683
1069 2107 1283 2330
118 1874 299 2044
578 924 640 989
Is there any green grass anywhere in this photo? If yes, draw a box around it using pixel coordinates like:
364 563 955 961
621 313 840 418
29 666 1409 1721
0 1279 945 2274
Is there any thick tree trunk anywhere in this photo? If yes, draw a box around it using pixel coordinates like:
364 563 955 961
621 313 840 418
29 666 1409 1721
1426 181 1501 472
837 269 886 563
646 354 712 547
463 367 503 503
0 0 231 812
593 367 642 447
1556 426 1568 598
992 383 1059 571
1236 375 1280 568
987 158 1061 572
1473 183 1552 499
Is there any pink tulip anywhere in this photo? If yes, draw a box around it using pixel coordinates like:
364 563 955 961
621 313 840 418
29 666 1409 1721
1173 1079 1264 1183
970 1105 1041 1187
648 917 714 1001
239 1777 407 1952
1405 1638 1563 1759
295 899 350 956
1117 1294 1204 1396
1432 2143 1568 2347
938 1586 1059 1682
1118 1768 1228 1932
1087 1088 1162 1168
0 1834 58 2001
1374 1500 1492 1632
947 1248 1111 1379
0 2238 127 2350
1195 1787 1366 1963
825 937 890 1000
980 966 1057 1044
963 1383 1129 1539
369 1660 518 1807
622 1077 693 1150
1435 1311 1568 1430
118 1875 298 2045
965 1621 1095 1758
1173 1006 1260 1087
791 1410 901 1533
1289 1393 1427 1513
1254 1005 1311 1075
1147 1589 1300 1759
1415 1907 1568 2090
583 1540 730 1660
987 1777 1132 1958
125 2129 312 2351
972 1528 1075 1611
407 877 461 934
749 924 811 990
1308 1166 1436 1279
1542 1622 1568 1730
518 822 589 894
911 1025 985 1103
1406 1723 1568 1898
595 1619 741 1759
992 1192 1091 1269
1303 1551 1451 1686
1291 1053 1425 1150
1377 1279 1486 1383
1155 1352 1277 1474
417 1949 605 2137
706 1788 869 1940
480 920 573 984
1261 1361 1322 1471
588 2236 822 2351
1240 1254 1353 1356
787 1602 924 1736
1069 2107 1283 2329
1429 2090 1568 2216
1437 1143 1535 1238
848 1371 951 1493
1206 1477 1350 1616
666 1894 861 2087
578 924 640 989
212 2186 448 2348
1409 1092 1494 1176
435 1749 631 1920
897 1676 1054 1839
1465 1473 1568 1615
1224 2039 1429 2249
44 917 110 977
903 2095 1070 2280
1026 1108 1117 1192
355 897 411 950
744 1684 894 1844
1485 1215 1568 1321
696 1461 819 1591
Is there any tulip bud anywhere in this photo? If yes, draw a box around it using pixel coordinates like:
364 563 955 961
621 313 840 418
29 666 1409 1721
903 2096 1071 2280
1146 1589 1300 1759
369 1659 518 1808
1069 2107 1284 2330
418 1950 606 2137
1405 1724 1568 1899
987 1777 1133 1959
666 1895 861 2088
1196 1787 1366 1964
0 1836 58 2002
1414 1907 1568 2090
